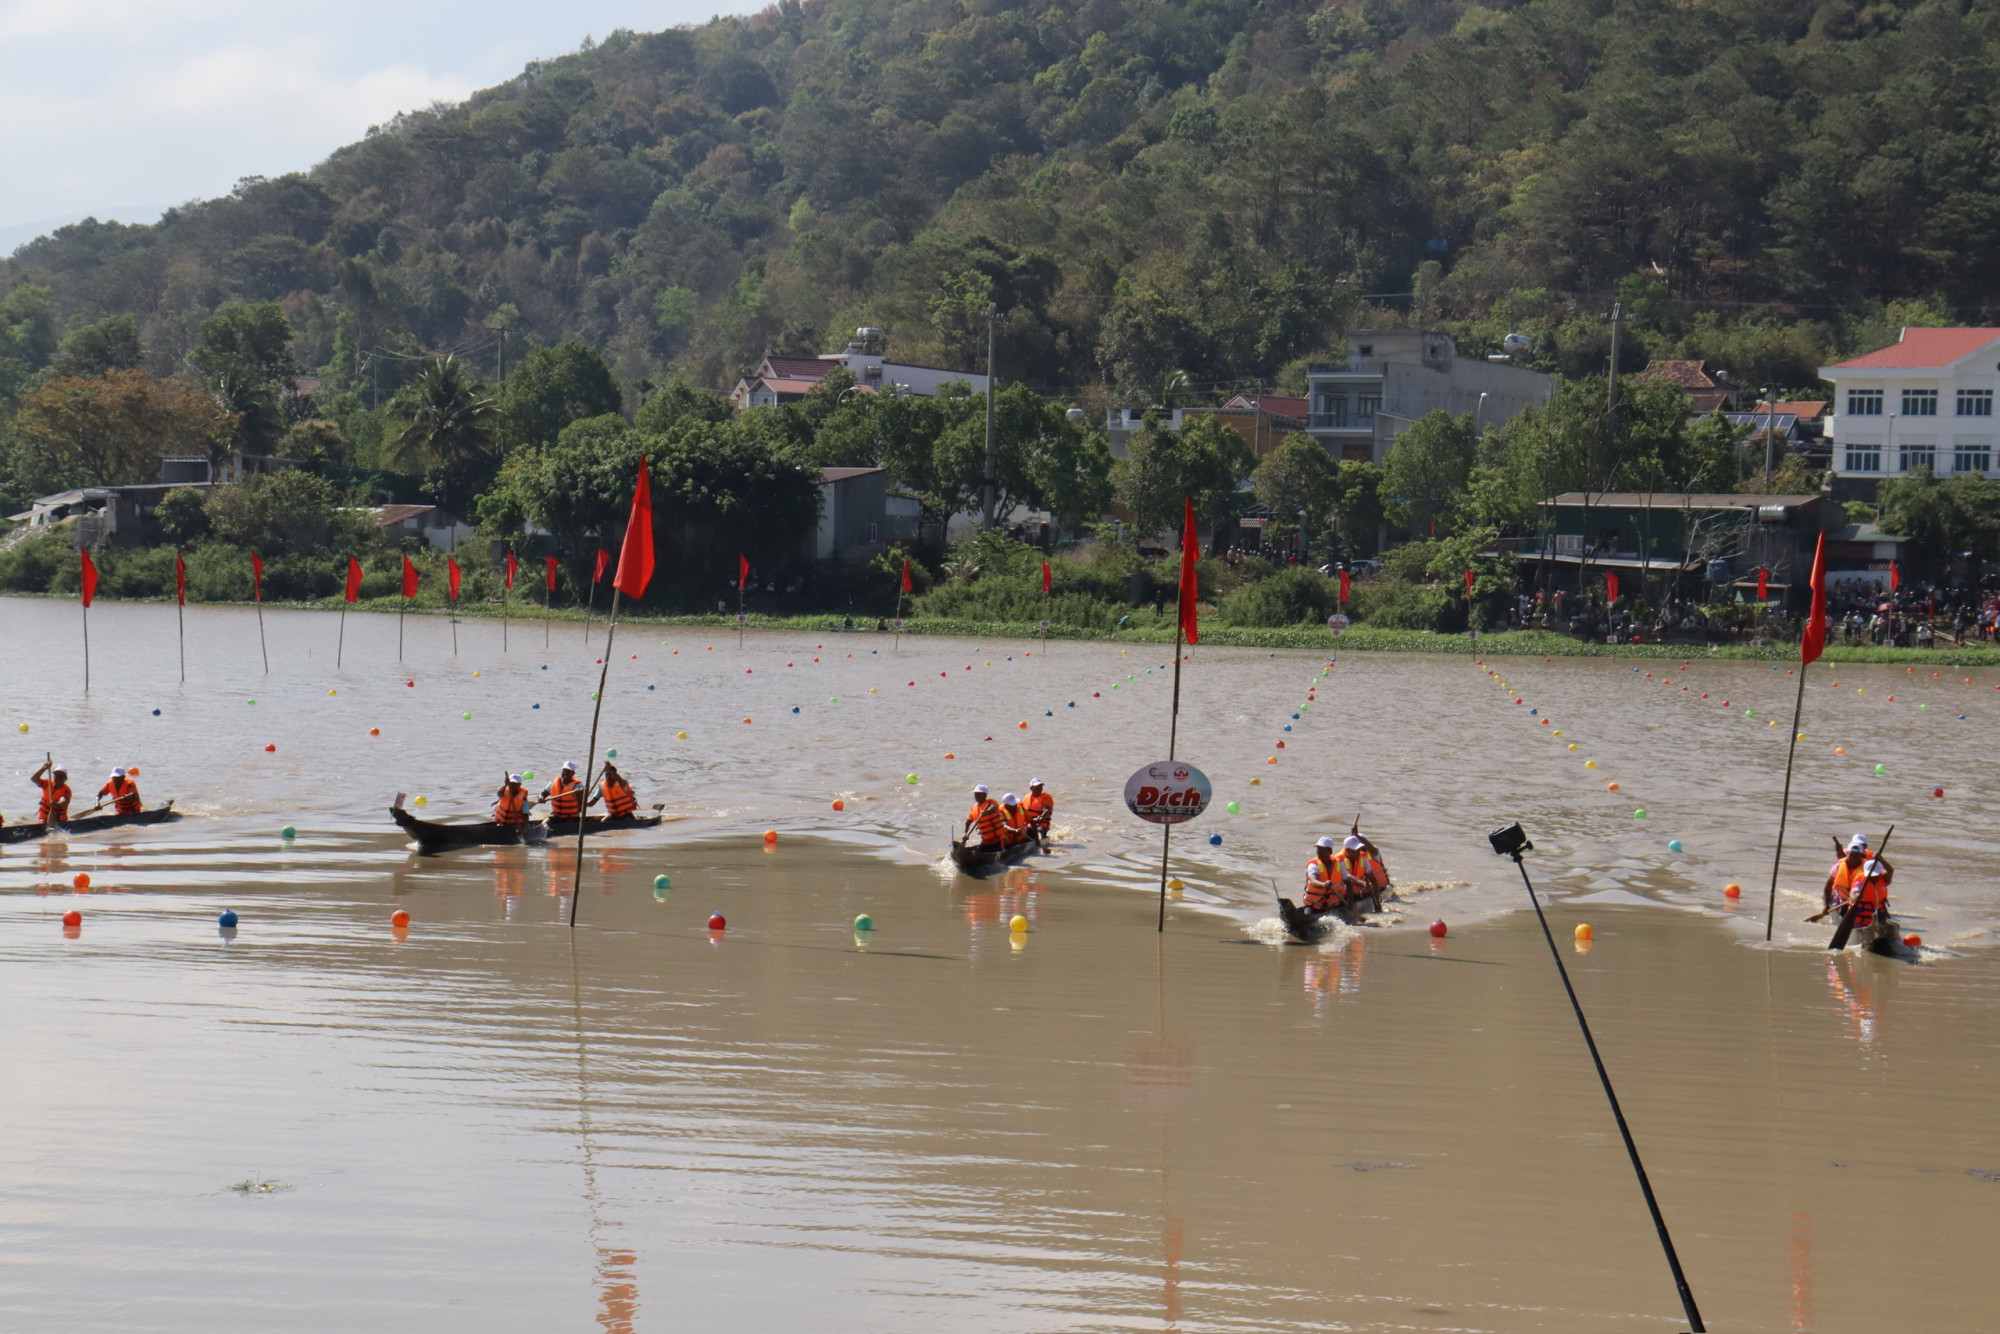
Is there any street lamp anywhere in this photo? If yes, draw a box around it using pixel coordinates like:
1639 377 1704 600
1476 391 1489 434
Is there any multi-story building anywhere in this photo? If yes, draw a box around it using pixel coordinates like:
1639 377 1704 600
1303 330 1550 464
1821 327 2000 499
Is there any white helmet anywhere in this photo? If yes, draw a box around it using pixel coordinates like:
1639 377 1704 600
507 773 522 784
563 761 578 773
1847 834 1868 851
972 784 989 795
112 767 126 779
1029 777 1045 788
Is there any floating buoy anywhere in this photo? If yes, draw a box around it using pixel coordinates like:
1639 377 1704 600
1904 934 1922 948
1668 839 1683 853
1009 915 1028 932
280 825 296 840
607 749 617 758
1724 883 1741 899
474 671 481 678
1607 782 1620 792
461 712 471 720
152 709 161 716
413 796 427 806
16 723 26 732
219 910 238 928
648 685 655 691
906 773 919 784
742 717 751 724
791 707 799 714
62 910 81 928
370 727 380 735
73 872 90 889
832 799 846 811
1429 919 1447 938
676 731 687 739
1574 923 1594 942
763 830 778 844
523 771 535 781
1226 801 1240 814
247 698 256 706
1585 760 1596 769
391 909 410 928
1875 764 1887 775
1276 740 1285 749
1933 787 1944 798
854 914 873 932
1266 756 1276 764
1567 743 1577 750
1250 778 1261 785
264 743 276 752
708 912 726 930
1835 747 1845 755
1208 833 1222 845
654 874 671 890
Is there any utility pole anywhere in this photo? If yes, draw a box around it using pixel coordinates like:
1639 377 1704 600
1762 386 1778 491
497 327 507 383
982 306 999 529
1581 302 1623 597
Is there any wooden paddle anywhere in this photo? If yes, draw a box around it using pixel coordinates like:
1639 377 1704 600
1828 825 1894 950
1807 830 1896 923
1349 813 1383 913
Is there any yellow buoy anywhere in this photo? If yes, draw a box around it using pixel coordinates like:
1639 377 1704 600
1585 760 1596 770
1574 923 1594 942
1009 915 1028 932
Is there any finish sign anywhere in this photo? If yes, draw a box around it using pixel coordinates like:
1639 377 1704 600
1327 613 1350 636
1124 760 1212 825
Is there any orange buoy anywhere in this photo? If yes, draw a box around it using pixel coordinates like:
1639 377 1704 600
391 909 411 928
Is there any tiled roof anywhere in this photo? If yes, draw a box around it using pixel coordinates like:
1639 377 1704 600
1833 328 2000 369
1223 394 1310 418
763 356 832 378
1760 400 1828 420
376 504 437 525
1640 360 1720 389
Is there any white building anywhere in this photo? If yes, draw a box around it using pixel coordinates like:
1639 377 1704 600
1822 327 2000 497
1304 330 1550 464
730 328 989 410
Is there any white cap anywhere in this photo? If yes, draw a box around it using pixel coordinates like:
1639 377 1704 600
1847 835 1868 851
562 761 577 772
1344 835 1366 850
112 767 126 778
508 773 522 783
972 784 989 795
1029 777 1044 788
1002 792 1019 805
1316 836 1336 849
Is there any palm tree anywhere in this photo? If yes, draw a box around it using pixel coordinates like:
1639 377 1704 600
386 357 499 512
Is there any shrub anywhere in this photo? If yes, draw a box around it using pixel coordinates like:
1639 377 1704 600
1219 565 1339 626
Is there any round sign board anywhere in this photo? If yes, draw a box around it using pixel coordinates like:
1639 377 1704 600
1038 618 1051 629
892 618 906 630
1327 612 1350 637
736 613 748 624
1124 760 1212 825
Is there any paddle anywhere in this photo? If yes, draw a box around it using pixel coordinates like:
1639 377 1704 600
1803 835 1857 922
1349 813 1383 913
1828 825 1894 951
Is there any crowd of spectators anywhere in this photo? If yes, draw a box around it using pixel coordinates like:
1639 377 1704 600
1505 580 2000 649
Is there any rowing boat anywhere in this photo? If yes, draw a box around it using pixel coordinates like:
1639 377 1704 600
950 836 1039 874
1275 894 1359 942
391 803 549 850
0 802 179 844
545 804 668 837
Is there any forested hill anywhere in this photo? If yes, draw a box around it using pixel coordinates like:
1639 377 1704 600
7 0 1999 402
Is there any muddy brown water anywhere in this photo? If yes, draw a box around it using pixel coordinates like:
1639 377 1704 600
2 597 1997 1330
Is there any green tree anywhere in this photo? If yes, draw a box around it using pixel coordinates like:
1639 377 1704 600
203 470 338 553
635 381 732 433
1380 410 1477 535
49 315 143 381
279 418 355 470
188 302 300 455
497 340 624 448
1253 434 1341 540
156 487 212 545
932 384 1112 529
1112 412 1255 537
6 370 234 500
1880 469 2000 575
385 357 500 512
0 285 59 402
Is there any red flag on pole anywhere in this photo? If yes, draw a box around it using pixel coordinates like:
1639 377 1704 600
402 555 419 598
593 548 609 583
1889 559 1900 591
345 557 363 603
739 553 750 590
251 550 263 602
1605 571 1620 603
545 554 558 592
1177 496 1200 645
504 550 517 591
80 549 98 607
1338 568 1351 601
900 556 913 593
447 557 461 600
1041 560 1052 595
175 550 186 606
613 456 655 599
1757 566 1769 601
1464 567 1474 600
1802 531 1828 665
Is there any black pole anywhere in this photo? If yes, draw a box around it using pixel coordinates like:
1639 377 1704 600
1158 623 1185 933
336 603 346 668
1765 662 1812 940
567 586 622 929
1505 845 1705 1333
255 596 268 673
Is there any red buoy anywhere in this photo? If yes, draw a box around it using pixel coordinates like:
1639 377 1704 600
708 912 726 930
1429 919 1448 938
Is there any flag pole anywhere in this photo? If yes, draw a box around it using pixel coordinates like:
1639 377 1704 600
81 602 90 695
1765 664 1811 940
253 554 269 673
737 566 745 647
336 602 346 668
584 576 596 642
545 562 552 648
1767 531 1828 941
1159 618 1184 934
450 592 458 654
398 596 406 662
568 586 621 930
176 572 186 686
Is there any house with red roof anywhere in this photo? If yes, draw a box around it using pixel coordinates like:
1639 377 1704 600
1821 327 2000 498
729 328 990 410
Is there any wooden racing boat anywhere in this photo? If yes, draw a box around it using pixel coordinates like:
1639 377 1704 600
544 804 668 837
1275 894 1358 942
391 800 548 850
0 801 179 844
950 835 1039 874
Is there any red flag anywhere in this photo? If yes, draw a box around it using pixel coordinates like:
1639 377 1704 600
593 548 609 583
402 555 419 598
613 456 655 599
1041 560 1052 595
447 557 461 600
1464 567 1475 601
739 553 750 590
175 550 186 607
1889 559 1900 591
1605 571 1620 603
251 550 263 602
900 556 913 593
1757 566 1769 601
80 549 98 608
1802 532 1828 665
1338 568 1351 602
1176 495 1200 645
344 556 363 603
504 550 517 591
545 554 558 593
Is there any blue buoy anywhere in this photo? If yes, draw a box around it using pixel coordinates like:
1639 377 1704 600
648 684 655 691
541 665 547 670
791 706 800 713
218 909 238 928
1960 714 1967 719
1668 840 1684 853
1529 708 1538 715
1068 701 1075 707
1283 724 1292 731
151 709 160 716
532 703 540 709
1208 833 1222 846
1292 713 1300 719
1044 710 1052 716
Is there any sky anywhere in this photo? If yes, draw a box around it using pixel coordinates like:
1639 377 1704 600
0 0 755 252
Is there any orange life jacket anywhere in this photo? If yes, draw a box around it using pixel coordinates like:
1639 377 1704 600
99 777 142 815
967 800 1005 845
1304 855 1339 912
999 805 1028 845
493 785 528 824
1022 791 1054 832
37 780 70 824
601 774 637 818
1337 850 1387 896
1832 857 1891 927
547 774 583 819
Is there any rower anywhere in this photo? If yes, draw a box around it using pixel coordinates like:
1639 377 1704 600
31 761 71 824
1335 833 1390 911
1303 836 1341 914
997 792 1030 847
1021 778 1054 839
493 774 530 825
542 762 584 820
962 784 1006 847
98 767 142 815
1824 835 1893 934
594 762 640 818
